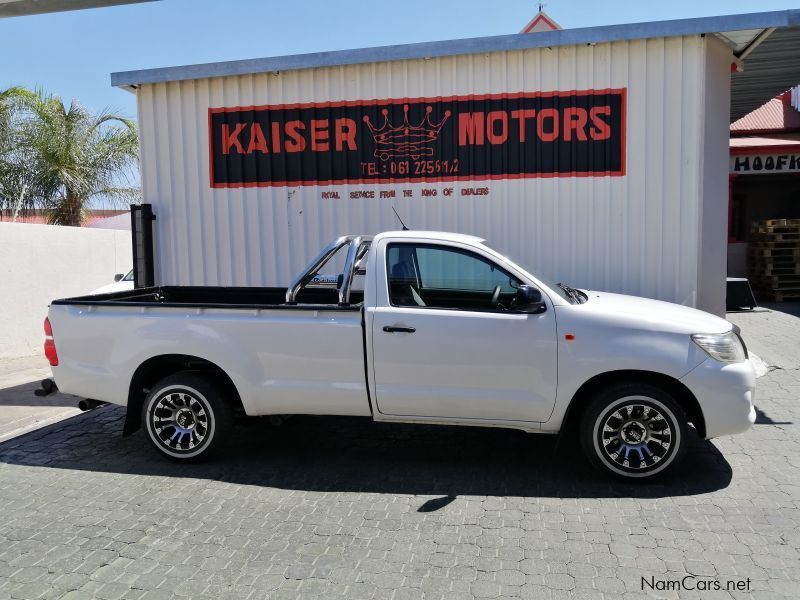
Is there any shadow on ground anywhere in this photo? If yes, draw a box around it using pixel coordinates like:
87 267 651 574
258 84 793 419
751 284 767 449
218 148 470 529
0 404 733 501
0 382 79 408
757 301 800 318
755 406 793 425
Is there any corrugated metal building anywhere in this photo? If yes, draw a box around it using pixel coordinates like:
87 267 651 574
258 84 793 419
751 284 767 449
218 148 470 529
112 10 800 315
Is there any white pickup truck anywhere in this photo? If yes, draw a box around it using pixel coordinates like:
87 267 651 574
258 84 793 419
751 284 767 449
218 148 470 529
45 231 756 480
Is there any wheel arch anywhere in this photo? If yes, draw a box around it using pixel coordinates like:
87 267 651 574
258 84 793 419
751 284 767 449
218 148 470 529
124 354 244 436
561 369 706 438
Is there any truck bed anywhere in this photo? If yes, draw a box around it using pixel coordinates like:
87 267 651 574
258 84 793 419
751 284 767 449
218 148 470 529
47 285 370 417
51 286 364 309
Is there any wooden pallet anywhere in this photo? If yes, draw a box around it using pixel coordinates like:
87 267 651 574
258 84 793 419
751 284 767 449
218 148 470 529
748 240 800 247
747 263 800 275
753 225 800 234
750 232 800 241
748 251 800 261
753 288 800 302
749 255 781 262
751 274 800 287
748 247 800 258
747 219 800 301
758 218 800 228
748 259 792 265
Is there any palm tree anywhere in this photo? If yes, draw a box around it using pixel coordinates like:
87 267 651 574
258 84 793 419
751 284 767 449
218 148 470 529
1 87 139 226
0 87 38 220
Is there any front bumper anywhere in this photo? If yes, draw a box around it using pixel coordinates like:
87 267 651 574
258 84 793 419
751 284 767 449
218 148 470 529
680 357 756 439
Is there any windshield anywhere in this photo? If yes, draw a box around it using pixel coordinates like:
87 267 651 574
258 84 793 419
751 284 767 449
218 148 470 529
123 270 134 281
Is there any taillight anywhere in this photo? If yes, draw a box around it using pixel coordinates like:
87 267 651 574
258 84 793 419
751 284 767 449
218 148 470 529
44 317 58 366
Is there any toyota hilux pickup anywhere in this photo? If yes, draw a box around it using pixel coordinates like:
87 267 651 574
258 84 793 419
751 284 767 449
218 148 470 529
45 231 756 480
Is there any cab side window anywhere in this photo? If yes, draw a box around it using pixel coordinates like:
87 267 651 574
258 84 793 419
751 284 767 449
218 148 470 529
386 243 520 310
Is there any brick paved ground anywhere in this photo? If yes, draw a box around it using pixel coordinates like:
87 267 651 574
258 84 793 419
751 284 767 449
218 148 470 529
0 307 798 599
0 356 80 443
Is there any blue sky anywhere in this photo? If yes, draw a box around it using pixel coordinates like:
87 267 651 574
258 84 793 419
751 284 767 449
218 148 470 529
1 0 798 118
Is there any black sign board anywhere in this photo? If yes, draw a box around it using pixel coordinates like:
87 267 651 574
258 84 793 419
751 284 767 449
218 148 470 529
209 90 626 187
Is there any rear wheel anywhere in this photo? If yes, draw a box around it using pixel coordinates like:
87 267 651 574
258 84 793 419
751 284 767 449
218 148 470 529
142 373 232 461
580 383 688 480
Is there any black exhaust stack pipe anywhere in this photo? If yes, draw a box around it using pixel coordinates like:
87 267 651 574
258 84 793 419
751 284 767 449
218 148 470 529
78 399 108 412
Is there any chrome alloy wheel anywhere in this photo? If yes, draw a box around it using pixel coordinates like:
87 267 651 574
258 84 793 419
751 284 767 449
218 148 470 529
593 396 679 476
148 388 212 454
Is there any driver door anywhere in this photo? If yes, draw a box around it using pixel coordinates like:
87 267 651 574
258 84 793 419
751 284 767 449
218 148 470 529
370 242 558 423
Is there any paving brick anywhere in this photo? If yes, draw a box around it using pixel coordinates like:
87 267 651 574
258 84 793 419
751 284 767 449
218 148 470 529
0 308 797 597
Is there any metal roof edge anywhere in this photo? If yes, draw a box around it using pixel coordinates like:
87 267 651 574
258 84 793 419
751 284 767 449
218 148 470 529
110 9 800 88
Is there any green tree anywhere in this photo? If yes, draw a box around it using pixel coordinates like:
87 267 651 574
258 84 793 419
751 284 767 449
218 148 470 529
0 87 139 226
0 87 38 220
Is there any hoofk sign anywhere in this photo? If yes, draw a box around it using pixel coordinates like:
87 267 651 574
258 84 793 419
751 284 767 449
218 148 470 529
730 152 800 175
208 89 626 188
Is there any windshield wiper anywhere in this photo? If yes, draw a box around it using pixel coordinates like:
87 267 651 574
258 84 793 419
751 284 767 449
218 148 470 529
557 282 582 304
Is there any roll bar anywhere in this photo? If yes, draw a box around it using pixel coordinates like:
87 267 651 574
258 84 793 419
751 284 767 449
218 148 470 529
285 235 373 305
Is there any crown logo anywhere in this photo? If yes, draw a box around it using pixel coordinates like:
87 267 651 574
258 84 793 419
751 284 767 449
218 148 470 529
363 104 451 161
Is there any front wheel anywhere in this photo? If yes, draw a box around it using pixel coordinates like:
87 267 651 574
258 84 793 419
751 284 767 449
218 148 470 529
142 373 232 461
580 383 688 480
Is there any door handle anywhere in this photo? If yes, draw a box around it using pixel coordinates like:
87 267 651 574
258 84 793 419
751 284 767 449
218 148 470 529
383 325 416 333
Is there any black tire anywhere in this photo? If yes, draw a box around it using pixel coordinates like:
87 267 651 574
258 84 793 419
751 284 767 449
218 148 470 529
579 383 688 481
142 372 233 462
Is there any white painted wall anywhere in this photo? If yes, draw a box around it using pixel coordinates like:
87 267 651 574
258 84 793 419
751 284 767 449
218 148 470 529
0 223 132 358
136 34 732 313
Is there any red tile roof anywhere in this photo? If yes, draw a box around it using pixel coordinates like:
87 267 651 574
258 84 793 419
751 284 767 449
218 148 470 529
0 210 128 225
731 90 800 134
521 11 562 33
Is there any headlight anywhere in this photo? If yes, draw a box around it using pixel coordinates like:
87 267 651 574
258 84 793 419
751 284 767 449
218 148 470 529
691 331 746 363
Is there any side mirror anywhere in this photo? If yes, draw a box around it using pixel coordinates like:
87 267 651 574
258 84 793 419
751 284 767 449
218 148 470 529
113 273 124 282
513 285 546 313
